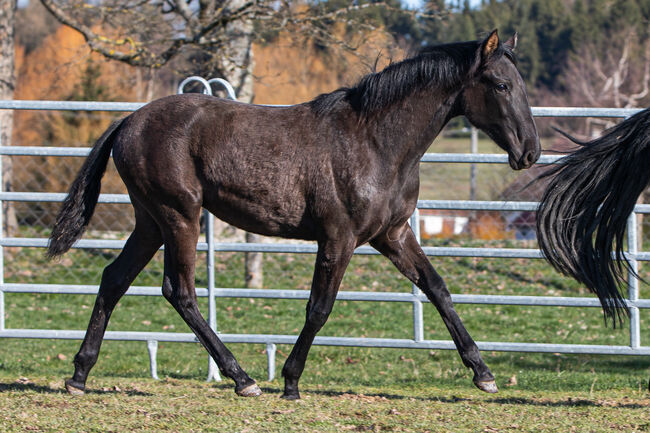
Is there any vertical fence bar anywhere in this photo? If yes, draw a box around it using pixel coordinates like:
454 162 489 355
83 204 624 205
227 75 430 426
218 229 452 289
627 212 641 349
469 126 478 201
147 340 160 380
177 78 222 382
410 209 424 342
206 210 221 381
266 343 276 382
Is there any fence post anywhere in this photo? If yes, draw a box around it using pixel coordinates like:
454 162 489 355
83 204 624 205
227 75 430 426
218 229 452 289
410 209 424 342
206 210 222 381
147 340 160 380
627 212 640 349
176 77 223 382
266 343 276 381
470 126 478 201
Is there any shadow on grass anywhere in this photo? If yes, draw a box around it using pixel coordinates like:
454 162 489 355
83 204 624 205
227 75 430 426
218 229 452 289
0 382 65 395
297 388 649 409
260 385 474 403
0 381 152 396
486 396 649 409
492 353 650 373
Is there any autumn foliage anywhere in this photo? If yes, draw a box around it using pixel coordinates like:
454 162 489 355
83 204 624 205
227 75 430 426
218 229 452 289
14 26 139 229
12 23 400 230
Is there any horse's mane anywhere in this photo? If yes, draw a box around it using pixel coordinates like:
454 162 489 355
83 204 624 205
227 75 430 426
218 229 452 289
309 39 515 119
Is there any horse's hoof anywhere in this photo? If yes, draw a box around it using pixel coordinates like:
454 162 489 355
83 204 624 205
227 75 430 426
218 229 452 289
235 383 262 397
65 379 85 396
474 379 498 393
280 392 301 400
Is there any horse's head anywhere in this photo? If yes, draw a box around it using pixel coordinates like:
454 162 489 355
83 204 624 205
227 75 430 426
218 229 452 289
461 30 540 170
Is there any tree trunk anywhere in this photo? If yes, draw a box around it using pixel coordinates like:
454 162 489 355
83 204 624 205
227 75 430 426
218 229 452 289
0 0 17 236
221 0 262 289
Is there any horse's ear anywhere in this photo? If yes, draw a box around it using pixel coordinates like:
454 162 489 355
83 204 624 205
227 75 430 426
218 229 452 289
505 32 518 51
481 29 500 60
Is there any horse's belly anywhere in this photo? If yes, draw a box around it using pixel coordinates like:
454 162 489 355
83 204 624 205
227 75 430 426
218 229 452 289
203 190 315 240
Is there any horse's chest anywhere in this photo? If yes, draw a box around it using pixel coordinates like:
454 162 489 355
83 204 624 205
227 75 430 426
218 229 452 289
345 173 419 230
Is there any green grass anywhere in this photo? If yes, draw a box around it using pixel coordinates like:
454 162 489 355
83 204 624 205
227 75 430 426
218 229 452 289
0 377 648 432
1 243 649 431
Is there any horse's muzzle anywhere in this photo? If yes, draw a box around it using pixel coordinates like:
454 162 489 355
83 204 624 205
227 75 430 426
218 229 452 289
513 139 541 170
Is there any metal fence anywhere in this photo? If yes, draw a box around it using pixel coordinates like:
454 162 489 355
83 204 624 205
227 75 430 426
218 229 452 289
0 86 648 383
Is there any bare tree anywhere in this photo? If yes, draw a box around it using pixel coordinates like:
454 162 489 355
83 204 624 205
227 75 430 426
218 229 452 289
38 0 419 77
0 0 17 236
563 29 650 255
564 30 650 135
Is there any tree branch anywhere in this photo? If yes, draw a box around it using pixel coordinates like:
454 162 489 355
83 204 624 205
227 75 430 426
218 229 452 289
38 0 426 71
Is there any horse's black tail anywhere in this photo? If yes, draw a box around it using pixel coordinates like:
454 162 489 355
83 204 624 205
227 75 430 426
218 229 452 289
47 118 125 259
536 108 650 326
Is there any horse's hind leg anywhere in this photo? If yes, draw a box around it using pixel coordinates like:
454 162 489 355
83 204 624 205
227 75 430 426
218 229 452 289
371 223 497 393
159 211 260 397
65 209 162 395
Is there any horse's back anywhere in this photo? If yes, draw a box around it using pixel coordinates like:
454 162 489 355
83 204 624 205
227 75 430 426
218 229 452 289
111 94 325 238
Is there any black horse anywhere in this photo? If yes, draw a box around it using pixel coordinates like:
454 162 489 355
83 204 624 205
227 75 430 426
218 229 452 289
49 30 540 399
537 108 650 326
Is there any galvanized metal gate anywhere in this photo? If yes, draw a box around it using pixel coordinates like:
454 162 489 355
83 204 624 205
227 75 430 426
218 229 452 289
0 82 647 382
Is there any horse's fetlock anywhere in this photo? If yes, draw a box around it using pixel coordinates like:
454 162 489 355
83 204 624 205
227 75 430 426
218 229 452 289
220 358 243 378
74 351 92 367
281 363 298 380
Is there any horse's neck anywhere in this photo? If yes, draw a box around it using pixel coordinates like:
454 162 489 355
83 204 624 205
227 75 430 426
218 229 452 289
369 85 461 167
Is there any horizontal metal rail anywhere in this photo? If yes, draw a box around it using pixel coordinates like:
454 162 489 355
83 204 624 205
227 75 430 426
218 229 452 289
0 329 648 356
0 100 145 111
2 191 650 215
4 283 650 309
0 101 642 118
420 153 561 164
3 145 563 164
0 192 130 203
5 238 650 262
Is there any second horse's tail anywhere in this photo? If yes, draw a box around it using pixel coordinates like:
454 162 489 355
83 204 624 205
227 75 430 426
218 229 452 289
47 118 126 259
536 108 650 326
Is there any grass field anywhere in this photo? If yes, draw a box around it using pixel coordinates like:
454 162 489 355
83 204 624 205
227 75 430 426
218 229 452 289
1 135 649 431
1 245 649 432
1 377 648 432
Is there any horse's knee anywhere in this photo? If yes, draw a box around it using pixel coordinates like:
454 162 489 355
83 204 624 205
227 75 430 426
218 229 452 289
161 279 196 312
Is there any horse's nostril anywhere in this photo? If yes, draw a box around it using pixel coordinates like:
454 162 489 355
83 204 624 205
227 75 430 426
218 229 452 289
521 150 536 168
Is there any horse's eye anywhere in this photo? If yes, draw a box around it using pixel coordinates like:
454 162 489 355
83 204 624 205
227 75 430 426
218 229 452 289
495 83 509 92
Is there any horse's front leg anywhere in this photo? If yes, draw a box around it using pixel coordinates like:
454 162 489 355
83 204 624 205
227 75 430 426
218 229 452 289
371 223 497 393
281 238 355 399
